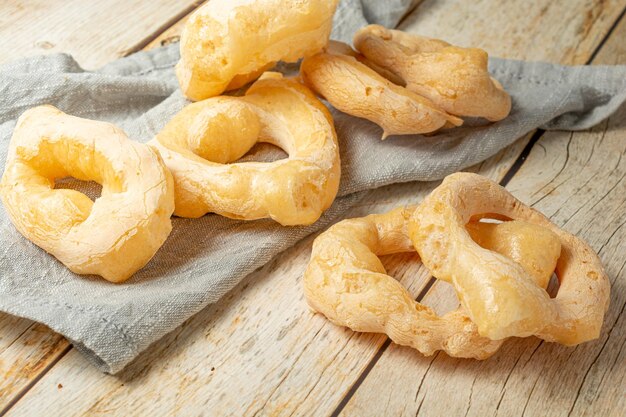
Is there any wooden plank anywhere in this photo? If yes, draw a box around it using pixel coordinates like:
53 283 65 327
5 1 626 414
341 11 626 417
0 0 203 68
0 322 69 412
0 141 530 417
399 0 624 64
143 2 207 51
0 1 206 412
1 129 528 416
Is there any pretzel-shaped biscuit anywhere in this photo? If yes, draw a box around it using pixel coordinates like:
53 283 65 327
150 73 340 226
176 0 339 101
410 173 610 344
301 41 462 139
354 25 511 121
0 106 175 282
304 206 561 359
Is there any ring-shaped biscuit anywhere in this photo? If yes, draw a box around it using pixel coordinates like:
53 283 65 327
409 173 610 344
0 106 175 283
303 206 561 359
176 0 339 101
353 25 512 122
150 73 340 226
301 41 462 139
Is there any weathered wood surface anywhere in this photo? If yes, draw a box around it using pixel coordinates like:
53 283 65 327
344 118 626 417
0 0 203 68
0 322 68 413
341 13 626 417
0 0 203 412
0 138 529 417
143 2 206 51
1 0 625 415
399 0 624 64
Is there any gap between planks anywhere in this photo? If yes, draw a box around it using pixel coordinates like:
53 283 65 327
328 131 543 417
0 344 71 417
0 2 208 416
327 5 626 412
120 1 205 57
2 0 626 415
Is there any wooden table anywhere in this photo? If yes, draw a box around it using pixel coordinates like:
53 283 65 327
1 1 625 415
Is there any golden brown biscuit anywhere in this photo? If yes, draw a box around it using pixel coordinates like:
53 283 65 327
151 73 341 226
354 25 512 121
0 106 175 282
410 173 610 344
301 41 462 138
304 206 560 359
177 0 339 101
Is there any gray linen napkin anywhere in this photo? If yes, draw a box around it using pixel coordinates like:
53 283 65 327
1 0 626 374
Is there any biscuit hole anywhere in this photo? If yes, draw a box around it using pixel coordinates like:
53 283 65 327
30 140 125 195
380 252 422 284
467 217 560 296
419 280 460 316
378 251 455 312
54 178 102 201
470 213 511 223
546 273 560 298
474 217 505 224
234 143 288 163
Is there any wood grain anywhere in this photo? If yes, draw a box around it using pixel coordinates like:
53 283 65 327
1 0 625 415
399 0 625 64
340 12 626 417
0 322 68 413
0 140 530 417
0 0 205 412
0 0 203 68
6 0 626 414
143 2 207 51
